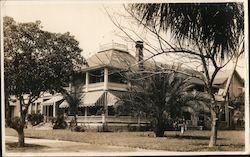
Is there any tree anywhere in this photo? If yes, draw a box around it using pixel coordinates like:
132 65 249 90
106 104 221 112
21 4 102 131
4 16 84 147
62 74 85 128
117 70 205 137
107 2 244 147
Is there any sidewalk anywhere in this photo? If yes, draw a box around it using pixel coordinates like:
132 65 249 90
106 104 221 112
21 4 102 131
5 136 161 153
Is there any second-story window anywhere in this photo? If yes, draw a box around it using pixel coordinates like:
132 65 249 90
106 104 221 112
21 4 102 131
89 69 104 83
108 70 127 84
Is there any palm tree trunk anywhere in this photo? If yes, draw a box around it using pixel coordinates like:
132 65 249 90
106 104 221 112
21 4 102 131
74 113 77 126
154 116 165 137
209 109 217 147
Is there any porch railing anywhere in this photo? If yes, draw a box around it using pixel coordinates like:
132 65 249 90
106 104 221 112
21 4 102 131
65 115 150 124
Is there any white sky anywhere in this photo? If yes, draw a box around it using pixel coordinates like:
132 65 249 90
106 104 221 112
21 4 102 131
1 0 247 79
2 1 126 58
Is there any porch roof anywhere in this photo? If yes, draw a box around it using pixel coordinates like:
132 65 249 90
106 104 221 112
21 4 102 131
59 100 69 108
42 94 64 106
78 91 120 107
79 91 104 107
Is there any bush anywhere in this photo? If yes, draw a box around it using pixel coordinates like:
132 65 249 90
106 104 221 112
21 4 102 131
53 115 68 129
71 125 86 132
27 113 44 126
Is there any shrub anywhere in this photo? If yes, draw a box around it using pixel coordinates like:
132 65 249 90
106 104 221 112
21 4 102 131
53 115 68 129
71 125 86 132
27 113 44 126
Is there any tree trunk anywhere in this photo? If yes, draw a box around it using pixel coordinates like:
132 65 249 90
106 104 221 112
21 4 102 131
74 114 77 126
209 109 218 147
154 117 165 137
5 94 12 126
17 128 25 147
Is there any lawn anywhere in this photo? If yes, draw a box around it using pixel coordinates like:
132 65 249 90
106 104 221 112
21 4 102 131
5 128 245 152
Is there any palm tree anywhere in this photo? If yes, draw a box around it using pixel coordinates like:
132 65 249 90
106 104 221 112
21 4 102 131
118 70 203 137
128 3 244 146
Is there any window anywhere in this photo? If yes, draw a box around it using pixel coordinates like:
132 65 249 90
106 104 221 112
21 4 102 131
89 69 104 83
109 71 127 84
73 73 86 85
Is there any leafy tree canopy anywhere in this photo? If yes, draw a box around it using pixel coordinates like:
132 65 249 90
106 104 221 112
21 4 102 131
4 16 85 101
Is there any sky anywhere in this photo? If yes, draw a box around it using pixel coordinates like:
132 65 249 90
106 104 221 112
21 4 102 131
1 0 247 79
2 1 126 58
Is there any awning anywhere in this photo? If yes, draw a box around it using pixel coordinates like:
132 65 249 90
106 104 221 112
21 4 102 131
59 100 69 108
106 92 119 106
79 91 121 107
79 91 104 107
42 95 64 106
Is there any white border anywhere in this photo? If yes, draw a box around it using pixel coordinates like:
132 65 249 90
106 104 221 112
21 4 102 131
1 0 249 156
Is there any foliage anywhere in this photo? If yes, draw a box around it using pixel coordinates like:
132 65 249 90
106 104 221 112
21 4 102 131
71 125 86 132
4 16 84 97
126 2 244 146
130 3 244 60
4 16 84 147
27 113 44 126
230 92 245 111
53 115 68 129
117 71 204 137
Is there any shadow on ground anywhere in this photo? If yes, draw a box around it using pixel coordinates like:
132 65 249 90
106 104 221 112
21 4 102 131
166 135 225 140
6 142 49 152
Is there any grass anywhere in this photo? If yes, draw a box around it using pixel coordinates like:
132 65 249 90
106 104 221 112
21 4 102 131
5 128 245 152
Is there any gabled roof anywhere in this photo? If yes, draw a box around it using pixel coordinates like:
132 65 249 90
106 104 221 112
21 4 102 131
213 69 244 85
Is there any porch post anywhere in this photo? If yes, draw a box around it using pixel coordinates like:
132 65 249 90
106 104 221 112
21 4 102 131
85 72 89 92
225 94 230 128
84 107 88 117
104 68 109 116
84 107 88 123
28 104 32 114
53 102 56 117
104 68 108 90
46 106 49 122
40 103 43 114
35 103 38 113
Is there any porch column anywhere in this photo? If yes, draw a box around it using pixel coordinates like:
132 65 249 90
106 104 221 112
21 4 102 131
28 104 32 114
53 102 56 117
85 72 89 92
104 68 108 90
84 107 88 123
35 103 38 113
103 68 109 119
46 106 49 122
84 107 88 116
41 104 43 114
104 92 108 117
225 95 230 128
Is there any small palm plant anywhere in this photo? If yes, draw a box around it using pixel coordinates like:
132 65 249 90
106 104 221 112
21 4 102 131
118 70 203 137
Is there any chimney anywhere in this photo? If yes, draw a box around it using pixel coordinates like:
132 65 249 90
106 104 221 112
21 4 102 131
135 41 144 70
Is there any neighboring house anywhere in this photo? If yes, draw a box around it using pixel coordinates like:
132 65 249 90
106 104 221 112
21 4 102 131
214 70 245 129
8 92 69 121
